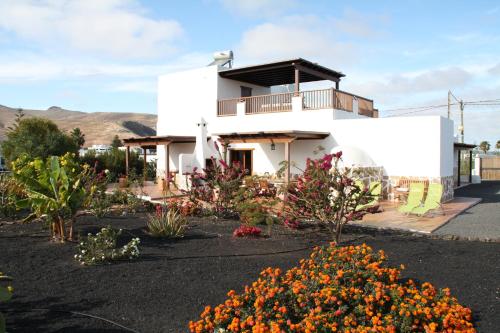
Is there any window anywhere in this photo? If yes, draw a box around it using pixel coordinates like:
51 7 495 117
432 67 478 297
240 86 252 98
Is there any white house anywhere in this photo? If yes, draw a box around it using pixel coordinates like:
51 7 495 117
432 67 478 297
124 54 456 201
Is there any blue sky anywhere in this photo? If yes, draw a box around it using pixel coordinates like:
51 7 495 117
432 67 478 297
0 0 499 144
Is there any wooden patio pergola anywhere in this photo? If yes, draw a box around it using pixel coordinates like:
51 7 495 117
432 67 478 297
218 58 345 92
123 135 196 182
213 130 330 183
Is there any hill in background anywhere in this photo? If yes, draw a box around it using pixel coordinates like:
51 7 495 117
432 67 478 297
0 105 157 147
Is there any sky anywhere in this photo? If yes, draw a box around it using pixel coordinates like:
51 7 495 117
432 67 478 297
0 0 499 144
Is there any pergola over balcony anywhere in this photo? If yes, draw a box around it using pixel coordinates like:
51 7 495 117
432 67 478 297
218 58 345 91
213 130 330 183
217 58 376 117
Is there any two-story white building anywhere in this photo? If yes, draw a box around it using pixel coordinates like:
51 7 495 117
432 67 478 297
124 55 455 201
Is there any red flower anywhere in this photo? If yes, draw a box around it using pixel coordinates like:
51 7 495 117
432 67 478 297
233 225 262 237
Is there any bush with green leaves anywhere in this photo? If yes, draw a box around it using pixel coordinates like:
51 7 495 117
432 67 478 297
12 153 89 242
0 271 13 333
84 169 112 219
75 227 140 265
80 148 155 181
1 112 79 164
147 205 188 238
0 173 25 218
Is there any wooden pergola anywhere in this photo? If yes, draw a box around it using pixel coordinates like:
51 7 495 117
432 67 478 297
213 130 330 183
123 135 196 181
218 58 345 93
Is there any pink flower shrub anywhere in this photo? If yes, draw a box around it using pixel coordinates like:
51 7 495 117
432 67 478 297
284 152 374 243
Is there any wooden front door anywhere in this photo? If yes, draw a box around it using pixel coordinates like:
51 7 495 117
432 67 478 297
230 149 252 175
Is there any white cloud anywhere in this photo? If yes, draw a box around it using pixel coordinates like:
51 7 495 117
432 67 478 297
219 0 297 17
236 15 356 66
0 51 212 82
332 9 387 39
489 63 500 75
0 0 184 59
344 67 474 106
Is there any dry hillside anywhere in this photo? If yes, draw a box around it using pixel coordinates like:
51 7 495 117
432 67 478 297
0 105 157 146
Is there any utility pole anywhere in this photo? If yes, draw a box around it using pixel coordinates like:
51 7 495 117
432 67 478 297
459 100 464 143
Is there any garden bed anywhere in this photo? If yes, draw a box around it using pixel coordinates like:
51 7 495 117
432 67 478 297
0 214 499 332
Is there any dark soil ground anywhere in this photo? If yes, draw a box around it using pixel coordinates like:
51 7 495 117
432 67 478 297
0 214 499 333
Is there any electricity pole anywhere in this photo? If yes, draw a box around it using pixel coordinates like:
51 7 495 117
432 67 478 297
459 100 464 143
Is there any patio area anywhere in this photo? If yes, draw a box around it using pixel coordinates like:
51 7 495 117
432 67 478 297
107 181 184 201
353 196 482 234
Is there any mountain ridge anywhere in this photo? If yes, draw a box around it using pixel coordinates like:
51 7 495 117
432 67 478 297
0 105 157 147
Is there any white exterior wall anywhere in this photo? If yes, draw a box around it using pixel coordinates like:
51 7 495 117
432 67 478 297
227 116 453 179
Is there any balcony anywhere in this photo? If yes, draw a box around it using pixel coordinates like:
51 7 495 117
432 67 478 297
217 88 377 118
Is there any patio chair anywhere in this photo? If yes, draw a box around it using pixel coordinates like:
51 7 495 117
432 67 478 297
398 183 425 214
356 181 381 211
410 183 444 216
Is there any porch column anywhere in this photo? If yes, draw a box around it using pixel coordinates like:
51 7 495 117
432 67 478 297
125 145 130 177
284 141 291 183
457 149 461 187
294 68 300 96
143 147 147 181
165 143 170 189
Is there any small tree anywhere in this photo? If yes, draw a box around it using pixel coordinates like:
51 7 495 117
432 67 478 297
111 135 123 149
496 140 500 151
284 152 373 243
479 141 490 154
70 127 86 148
12 153 89 242
1 117 78 164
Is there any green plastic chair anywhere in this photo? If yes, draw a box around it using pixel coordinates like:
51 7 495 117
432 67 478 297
398 183 425 214
411 183 443 216
356 181 381 211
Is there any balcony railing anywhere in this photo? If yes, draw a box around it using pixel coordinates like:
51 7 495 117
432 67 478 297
217 88 375 117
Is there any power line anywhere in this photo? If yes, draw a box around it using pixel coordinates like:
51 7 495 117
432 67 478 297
382 97 500 113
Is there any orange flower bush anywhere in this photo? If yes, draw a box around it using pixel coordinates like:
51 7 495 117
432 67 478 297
189 244 475 333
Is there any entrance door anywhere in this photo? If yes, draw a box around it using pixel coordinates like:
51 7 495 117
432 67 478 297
230 149 252 175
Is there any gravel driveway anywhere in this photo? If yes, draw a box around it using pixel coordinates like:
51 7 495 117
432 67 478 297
433 181 500 241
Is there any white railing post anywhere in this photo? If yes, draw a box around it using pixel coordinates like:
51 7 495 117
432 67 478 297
237 100 246 116
292 95 303 112
352 97 359 116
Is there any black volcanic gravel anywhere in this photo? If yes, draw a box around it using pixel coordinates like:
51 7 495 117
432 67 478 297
0 215 499 333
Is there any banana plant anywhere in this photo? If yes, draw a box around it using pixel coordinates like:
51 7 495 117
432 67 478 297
13 154 88 242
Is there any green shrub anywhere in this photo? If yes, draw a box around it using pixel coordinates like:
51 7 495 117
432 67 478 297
0 173 25 218
147 205 188 238
75 227 140 265
80 148 155 181
84 170 112 219
0 271 13 333
236 200 276 226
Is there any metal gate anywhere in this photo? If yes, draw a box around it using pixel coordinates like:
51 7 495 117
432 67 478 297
480 156 500 180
